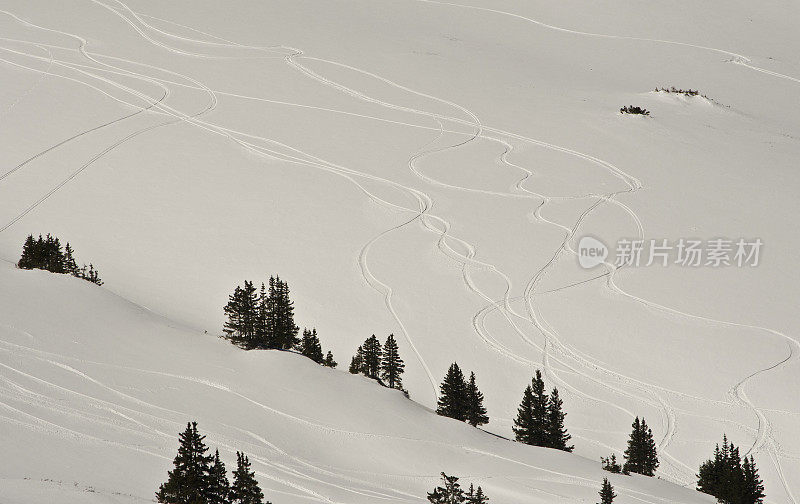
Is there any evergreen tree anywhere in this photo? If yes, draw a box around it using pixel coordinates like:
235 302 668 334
155 422 213 504
230 452 266 504
17 235 36 269
513 371 549 446
298 328 324 363
427 472 465 504
546 387 573 451
597 478 616 504
742 455 765 504
207 449 231 504
349 345 364 374
465 372 489 427
513 384 535 444
223 281 258 348
270 276 299 350
623 417 659 476
361 335 382 380
83 263 103 285
254 283 269 349
380 334 405 389
323 350 338 368
63 243 79 275
436 363 468 421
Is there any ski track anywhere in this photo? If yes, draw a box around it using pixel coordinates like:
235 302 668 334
0 1 797 501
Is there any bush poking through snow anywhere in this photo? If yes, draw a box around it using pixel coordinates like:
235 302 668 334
655 86 708 98
620 105 650 116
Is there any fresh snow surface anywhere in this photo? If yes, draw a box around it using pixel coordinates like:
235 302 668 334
0 0 798 503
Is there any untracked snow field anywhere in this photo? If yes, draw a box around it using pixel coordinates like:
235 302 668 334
0 0 799 503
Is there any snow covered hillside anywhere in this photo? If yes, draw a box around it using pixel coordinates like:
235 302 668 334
1 0 798 502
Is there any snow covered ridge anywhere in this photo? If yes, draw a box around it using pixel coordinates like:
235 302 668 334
1 0 799 502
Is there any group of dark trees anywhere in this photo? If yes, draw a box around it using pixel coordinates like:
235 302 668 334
655 86 706 98
17 234 102 285
349 334 405 390
512 370 573 452
427 473 489 504
156 422 269 504
601 417 659 476
222 277 337 368
436 362 489 427
619 105 650 116
697 435 765 504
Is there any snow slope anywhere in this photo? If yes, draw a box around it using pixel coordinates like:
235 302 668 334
0 262 716 504
0 0 798 502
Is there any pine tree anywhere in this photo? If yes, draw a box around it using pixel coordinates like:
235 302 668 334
380 334 405 389
298 328 324 363
742 455 765 504
223 281 258 348
513 371 549 446
349 345 364 374
254 283 269 349
597 478 616 504
546 387 573 451
362 335 382 380
465 372 488 427
271 276 299 350
623 417 659 476
601 454 623 474
513 384 535 444
63 243 79 276
155 422 213 504
230 452 266 504
436 363 468 421
17 235 36 269
427 472 465 504
207 449 231 504
323 350 338 368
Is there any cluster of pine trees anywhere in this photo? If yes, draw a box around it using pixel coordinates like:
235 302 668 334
512 370 573 452
697 435 765 504
222 277 337 367
601 417 659 476
156 422 269 504
17 234 102 285
436 362 489 427
349 334 405 390
427 473 489 504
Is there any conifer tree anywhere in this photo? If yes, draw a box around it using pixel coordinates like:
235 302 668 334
230 452 266 504
597 478 616 504
270 276 299 350
361 335 382 380
323 350 338 368
513 384 535 444
623 417 659 476
207 449 231 504
63 243 79 276
349 345 364 374
298 328 324 363
743 455 765 504
223 281 258 348
380 334 405 389
601 454 623 474
546 387 573 451
156 422 213 504
465 372 489 427
17 235 36 269
436 363 468 421
513 371 549 446
427 472 465 504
